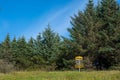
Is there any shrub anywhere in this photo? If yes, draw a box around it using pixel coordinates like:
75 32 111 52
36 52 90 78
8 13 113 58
0 59 14 73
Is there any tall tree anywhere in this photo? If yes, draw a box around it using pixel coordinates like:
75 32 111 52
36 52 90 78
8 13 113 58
65 0 120 69
0 34 12 62
11 37 18 63
42 25 61 66
34 33 45 67
14 36 31 69
60 0 96 69
95 0 120 68
65 0 95 56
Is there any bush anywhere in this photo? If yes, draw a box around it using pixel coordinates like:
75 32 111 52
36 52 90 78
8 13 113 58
0 60 14 73
84 57 93 70
109 64 120 70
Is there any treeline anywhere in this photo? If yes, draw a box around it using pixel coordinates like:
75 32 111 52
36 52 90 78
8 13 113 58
0 0 120 72
0 26 62 71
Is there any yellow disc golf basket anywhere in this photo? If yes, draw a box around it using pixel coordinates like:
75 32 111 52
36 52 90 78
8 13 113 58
75 56 84 71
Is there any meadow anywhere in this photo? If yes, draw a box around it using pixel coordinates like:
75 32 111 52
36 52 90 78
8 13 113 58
0 70 119 80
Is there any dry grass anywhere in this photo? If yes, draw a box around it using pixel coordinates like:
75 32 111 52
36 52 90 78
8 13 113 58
0 70 119 80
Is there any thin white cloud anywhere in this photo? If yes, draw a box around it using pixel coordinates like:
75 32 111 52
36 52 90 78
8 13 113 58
24 0 88 39
23 2 72 39
50 0 88 36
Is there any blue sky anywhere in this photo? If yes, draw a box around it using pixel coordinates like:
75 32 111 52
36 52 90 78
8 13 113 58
0 0 120 42
0 0 89 41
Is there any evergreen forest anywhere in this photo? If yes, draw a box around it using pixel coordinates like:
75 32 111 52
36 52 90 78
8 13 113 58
0 0 120 72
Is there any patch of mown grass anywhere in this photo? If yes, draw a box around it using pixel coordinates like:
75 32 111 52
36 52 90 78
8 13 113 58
0 71 119 80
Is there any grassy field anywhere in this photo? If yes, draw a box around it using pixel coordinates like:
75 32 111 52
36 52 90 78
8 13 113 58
0 70 119 80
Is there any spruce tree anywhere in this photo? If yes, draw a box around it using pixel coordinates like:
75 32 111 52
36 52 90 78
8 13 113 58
65 0 120 69
15 36 31 69
34 33 45 66
0 34 12 62
94 0 120 69
11 37 18 63
33 26 61 70
42 26 61 66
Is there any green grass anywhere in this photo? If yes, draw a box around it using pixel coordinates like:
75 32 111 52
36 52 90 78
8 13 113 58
0 71 119 80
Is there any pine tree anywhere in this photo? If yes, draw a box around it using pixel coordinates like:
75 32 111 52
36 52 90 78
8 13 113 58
42 26 61 65
27 37 44 69
65 0 120 69
15 36 31 69
28 37 35 56
35 33 44 56
11 37 18 63
66 0 95 56
94 0 120 69
0 34 12 62
34 33 45 67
